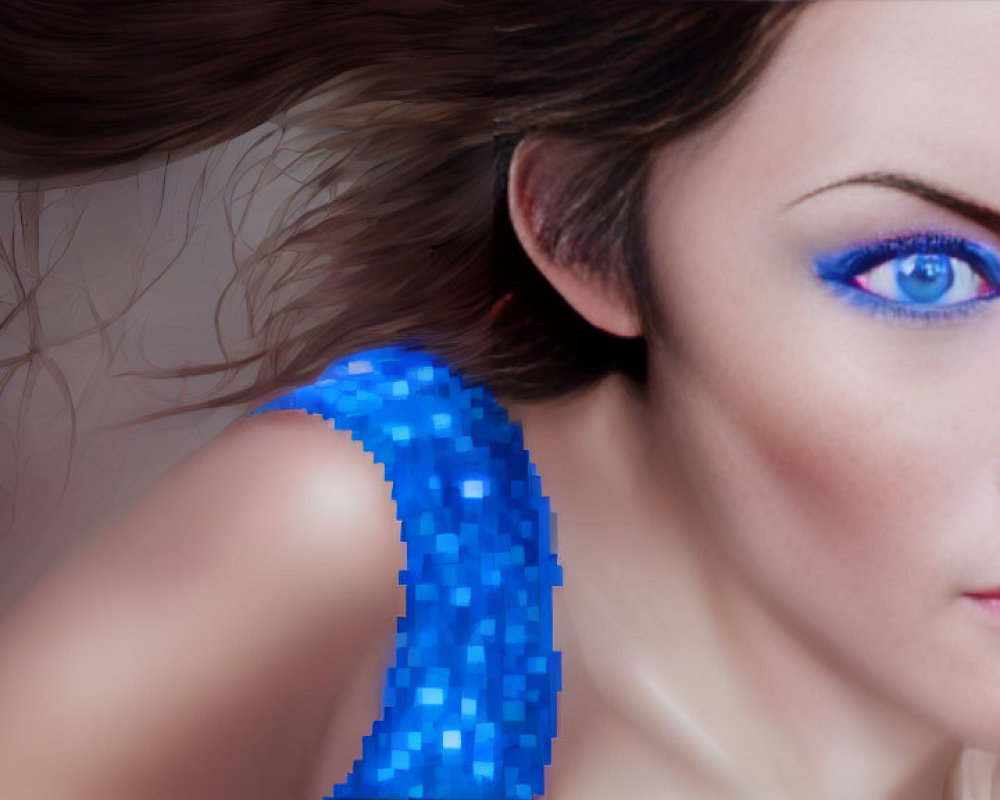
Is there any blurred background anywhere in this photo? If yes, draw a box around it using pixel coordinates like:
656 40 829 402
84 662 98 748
0 105 333 620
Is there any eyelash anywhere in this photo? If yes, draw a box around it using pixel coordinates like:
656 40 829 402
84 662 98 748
814 231 1000 325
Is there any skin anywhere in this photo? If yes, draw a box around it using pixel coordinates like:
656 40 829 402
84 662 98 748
0 410 406 799
506 0 1000 797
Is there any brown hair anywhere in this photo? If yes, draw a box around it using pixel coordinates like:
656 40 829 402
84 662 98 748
0 0 811 428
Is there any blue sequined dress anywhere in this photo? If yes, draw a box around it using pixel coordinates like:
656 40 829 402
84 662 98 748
247 344 562 800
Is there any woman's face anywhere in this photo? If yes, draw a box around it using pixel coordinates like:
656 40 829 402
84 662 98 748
643 0 1000 745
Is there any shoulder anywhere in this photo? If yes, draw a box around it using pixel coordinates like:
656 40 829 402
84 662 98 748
96 406 405 610
0 407 404 797
173 407 402 563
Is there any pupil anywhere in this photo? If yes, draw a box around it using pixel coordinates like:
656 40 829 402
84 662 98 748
895 253 954 303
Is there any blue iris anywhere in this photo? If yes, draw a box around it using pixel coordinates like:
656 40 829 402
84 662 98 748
895 253 954 303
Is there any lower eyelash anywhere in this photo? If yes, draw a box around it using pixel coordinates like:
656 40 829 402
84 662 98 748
820 279 997 326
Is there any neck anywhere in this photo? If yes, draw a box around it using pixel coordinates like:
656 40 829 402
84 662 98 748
505 373 966 800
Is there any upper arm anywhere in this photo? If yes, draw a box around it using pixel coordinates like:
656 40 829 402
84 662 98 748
0 409 405 799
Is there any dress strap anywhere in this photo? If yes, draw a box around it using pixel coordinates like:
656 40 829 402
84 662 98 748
247 344 562 800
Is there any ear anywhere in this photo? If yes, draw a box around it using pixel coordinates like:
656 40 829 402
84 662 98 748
507 134 643 339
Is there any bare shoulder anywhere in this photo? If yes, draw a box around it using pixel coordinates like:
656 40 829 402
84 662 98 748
0 408 404 799
79 407 406 627
109 408 403 594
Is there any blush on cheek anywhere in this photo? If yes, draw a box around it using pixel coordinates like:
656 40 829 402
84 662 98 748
664 354 915 614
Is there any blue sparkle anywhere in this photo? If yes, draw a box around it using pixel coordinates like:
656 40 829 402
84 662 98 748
248 344 560 800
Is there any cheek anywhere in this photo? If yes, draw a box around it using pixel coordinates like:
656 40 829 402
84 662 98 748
665 353 973 611
644 202 1000 621
641 112 1000 740
646 224 1000 737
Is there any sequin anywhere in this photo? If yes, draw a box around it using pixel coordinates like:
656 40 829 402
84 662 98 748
247 344 561 799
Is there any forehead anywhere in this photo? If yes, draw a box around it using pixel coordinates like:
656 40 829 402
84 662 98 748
662 0 1000 211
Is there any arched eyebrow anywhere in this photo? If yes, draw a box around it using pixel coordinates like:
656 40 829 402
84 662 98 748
784 171 1000 239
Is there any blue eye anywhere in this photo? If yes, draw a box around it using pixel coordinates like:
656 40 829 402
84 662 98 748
814 231 1000 322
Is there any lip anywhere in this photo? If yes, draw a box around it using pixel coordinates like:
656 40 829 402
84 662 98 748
966 589 1000 600
963 593 1000 624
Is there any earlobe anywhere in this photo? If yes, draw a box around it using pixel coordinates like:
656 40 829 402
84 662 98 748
507 135 643 339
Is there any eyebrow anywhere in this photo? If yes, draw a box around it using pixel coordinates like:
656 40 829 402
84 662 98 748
785 171 1000 240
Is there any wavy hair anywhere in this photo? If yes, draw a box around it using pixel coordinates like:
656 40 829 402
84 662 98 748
0 0 811 429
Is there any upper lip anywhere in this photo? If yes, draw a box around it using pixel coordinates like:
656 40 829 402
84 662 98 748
965 587 1000 598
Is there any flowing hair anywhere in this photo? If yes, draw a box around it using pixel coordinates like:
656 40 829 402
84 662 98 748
0 2 811 529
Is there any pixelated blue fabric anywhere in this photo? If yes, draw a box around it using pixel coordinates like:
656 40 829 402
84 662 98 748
246 344 562 799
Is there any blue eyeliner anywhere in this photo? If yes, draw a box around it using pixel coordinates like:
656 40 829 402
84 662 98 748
813 230 1000 323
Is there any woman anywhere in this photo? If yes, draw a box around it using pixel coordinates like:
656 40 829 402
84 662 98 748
1 0 999 797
